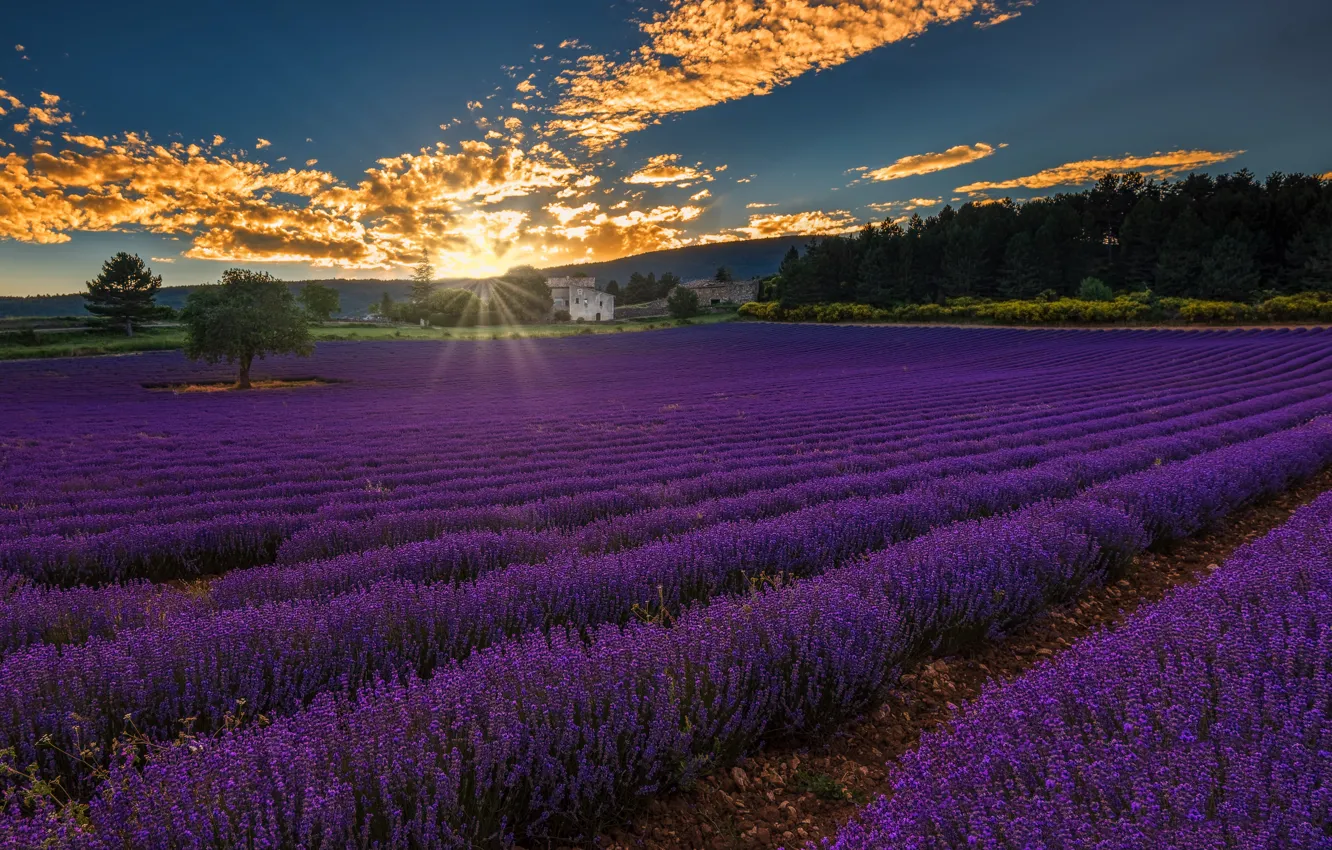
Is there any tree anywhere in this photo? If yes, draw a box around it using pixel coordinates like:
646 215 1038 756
1199 235 1260 301
411 258 435 304
1077 277 1114 301
998 233 1044 300
423 288 482 326
298 283 340 322
82 252 171 336
1287 218 1332 292
657 272 681 299
496 266 555 324
714 266 734 283
623 272 659 305
376 291 394 317
180 269 313 389
605 280 621 298
667 285 700 319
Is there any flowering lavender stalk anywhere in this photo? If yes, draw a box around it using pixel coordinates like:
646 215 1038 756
56 420 1332 848
826 491 1332 850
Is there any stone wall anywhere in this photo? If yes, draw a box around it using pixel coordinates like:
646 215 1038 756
682 280 761 306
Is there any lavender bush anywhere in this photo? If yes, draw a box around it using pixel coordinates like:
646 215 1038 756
826 491 1332 850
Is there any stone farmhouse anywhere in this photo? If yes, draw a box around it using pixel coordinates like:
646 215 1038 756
680 278 761 306
546 276 615 321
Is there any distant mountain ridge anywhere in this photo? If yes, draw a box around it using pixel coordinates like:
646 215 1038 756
541 235 805 285
0 235 806 318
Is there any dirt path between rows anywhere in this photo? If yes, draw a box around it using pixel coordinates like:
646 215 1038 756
584 467 1332 850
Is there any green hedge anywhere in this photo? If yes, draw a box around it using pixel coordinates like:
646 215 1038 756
738 292 1332 326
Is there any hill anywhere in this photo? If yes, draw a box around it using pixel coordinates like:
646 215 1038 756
541 235 804 285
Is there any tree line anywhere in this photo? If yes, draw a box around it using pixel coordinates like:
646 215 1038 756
774 170 1332 307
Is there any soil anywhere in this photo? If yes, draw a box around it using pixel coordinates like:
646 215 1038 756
141 377 345 393
583 467 1332 850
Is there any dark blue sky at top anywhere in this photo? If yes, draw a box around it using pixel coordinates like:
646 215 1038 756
2 0 1330 294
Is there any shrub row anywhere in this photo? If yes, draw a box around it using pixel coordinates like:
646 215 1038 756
739 290 1332 325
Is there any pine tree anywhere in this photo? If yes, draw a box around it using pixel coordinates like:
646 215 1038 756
82 253 170 337
411 258 435 304
998 233 1044 300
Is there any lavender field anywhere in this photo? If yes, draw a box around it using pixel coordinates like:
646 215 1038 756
3 324 1332 848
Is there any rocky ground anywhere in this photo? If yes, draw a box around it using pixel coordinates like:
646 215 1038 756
581 467 1332 850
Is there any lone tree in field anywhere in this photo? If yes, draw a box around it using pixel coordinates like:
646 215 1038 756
497 265 556 324
82 253 171 337
298 282 340 322
180 269 313 389
667 284 700 319
411 257 436 304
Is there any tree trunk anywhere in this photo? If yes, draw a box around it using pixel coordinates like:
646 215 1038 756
125 317 134 338
237 354 253 390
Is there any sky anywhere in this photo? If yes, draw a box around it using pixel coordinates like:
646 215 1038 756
2 0 1330 296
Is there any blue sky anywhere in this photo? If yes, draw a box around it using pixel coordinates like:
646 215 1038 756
2 0 1330 295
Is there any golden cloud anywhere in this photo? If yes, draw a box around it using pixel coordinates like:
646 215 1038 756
864 143 998 182
690 188 711 200
60 134 105 149
0 123 586 273
550 0 1005 147
867 196 941 212
537 202 706 262
955 148 1244 194
623 153 716 185
730 209 861 239
256 138 271 149
26 93 71 127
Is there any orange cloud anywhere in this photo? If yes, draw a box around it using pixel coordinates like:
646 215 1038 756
61 134 106 149
256 138 271 149
730 209 861 239
0 124 586 273
549 0 1012 147
25 93 72 127
537 202 706 262
865 143 998 182
623 153 717 185
955 148 1244 194
867 197 941 212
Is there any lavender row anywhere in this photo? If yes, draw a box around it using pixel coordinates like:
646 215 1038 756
2 349 1268 554
273 378 1332 566
3 330 1311 531
48 416 1332 849
4 407 1327 798
3 333 1322 587
0 372 1141 529
0 381 1188 582
826 492 1332 850
0 340 1123 515
1 369 1292 587
1 380 1322 658
5 378 1316 656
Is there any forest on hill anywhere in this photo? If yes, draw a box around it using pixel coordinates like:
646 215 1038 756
773 170 1331 307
